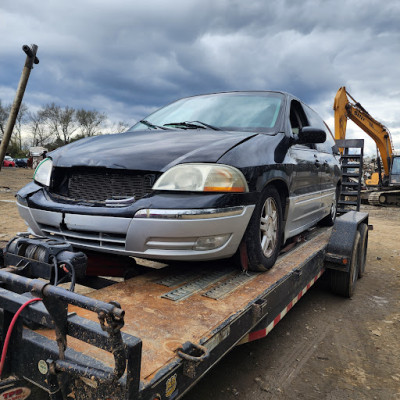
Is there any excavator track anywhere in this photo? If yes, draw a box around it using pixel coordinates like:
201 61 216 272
368 190 400 206
368 191 382 205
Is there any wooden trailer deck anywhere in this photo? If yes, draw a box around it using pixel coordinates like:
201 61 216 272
39 228 331 383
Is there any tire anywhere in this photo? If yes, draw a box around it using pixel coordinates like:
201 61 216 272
357 223 368 278
330 231 361 298
243 185 283 271
321 186 338 226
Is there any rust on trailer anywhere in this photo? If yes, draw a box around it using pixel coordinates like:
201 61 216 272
38 228 331 383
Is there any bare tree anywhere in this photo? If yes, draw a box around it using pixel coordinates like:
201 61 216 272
0 100 10 137
97 120 131 135
11 103 28 151
76 109 106 137
43 103 77 144
115 121 130 133
29 108 53 146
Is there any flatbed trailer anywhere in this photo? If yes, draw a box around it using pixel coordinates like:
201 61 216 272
0 211 369 400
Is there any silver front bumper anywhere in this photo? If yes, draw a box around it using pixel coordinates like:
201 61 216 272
17 204 255 261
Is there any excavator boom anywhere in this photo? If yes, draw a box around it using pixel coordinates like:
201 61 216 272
334 86 394 177
334 87 400 206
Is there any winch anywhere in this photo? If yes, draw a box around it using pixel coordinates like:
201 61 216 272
2 235 87 292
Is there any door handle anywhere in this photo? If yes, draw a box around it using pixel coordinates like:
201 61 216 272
315 160 321 168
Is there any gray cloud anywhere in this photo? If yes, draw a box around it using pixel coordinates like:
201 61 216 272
0 0 399 154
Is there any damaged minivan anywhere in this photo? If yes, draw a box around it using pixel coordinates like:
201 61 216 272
17 91 341 271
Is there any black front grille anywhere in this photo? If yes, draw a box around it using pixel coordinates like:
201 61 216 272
51 167 157 202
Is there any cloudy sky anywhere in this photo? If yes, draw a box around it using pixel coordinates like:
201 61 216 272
1 0 399 155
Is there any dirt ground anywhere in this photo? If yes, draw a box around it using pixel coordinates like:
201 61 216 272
0 168 399 399
0 168 33 239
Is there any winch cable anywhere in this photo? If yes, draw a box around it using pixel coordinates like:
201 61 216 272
0 297 42 377
20 243 78 291
24 244 59 286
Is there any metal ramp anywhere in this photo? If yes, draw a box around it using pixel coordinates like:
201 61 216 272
336 139 364 214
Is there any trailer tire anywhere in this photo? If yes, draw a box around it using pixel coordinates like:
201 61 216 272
357 223 368 278
330 230 361 298
244 185 283 271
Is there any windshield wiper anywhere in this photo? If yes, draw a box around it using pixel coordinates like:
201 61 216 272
163 121 220 131
139 120 168 130
191 121 220 130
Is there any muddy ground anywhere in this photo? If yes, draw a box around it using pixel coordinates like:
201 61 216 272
0 168 399 399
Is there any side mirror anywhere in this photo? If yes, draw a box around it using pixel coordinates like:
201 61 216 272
296 127 326 144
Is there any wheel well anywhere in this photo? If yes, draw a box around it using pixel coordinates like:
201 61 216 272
266 180 289 219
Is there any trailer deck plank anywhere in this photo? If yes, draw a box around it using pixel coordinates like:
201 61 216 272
38 228 331 382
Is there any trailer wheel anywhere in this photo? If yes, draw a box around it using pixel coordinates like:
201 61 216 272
244 185 283 271
330 230 361 298
357 223 368 278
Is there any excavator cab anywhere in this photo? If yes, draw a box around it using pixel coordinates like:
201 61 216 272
390 155 400 186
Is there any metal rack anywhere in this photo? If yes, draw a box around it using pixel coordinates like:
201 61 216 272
336 139 364 214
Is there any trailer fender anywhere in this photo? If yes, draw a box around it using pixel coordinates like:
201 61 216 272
324 211 368 273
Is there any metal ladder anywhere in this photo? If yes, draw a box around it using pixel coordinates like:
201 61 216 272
335 139 364 214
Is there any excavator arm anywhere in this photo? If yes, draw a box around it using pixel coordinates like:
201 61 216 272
334 86 394 177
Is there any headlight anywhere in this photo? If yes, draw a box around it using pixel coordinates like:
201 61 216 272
153 163 249 192
33 158 53 187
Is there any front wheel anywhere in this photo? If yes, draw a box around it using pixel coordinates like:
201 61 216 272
243 186 283 271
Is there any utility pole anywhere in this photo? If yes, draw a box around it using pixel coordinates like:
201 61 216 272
0 44 39 172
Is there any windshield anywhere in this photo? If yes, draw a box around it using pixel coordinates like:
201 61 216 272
392 157 400 175
129 92 283 133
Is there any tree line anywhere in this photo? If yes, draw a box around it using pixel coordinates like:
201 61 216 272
0 100 130 157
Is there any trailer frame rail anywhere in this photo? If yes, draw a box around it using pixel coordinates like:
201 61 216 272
0 271 142 399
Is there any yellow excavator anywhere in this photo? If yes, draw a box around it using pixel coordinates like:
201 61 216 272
334 87 400 206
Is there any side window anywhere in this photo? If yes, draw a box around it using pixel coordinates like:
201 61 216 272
290 106 300 134
304 105 336 154
290 100 313 149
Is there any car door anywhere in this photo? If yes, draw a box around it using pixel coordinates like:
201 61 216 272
304 105 339 214
284 100 322 240
315 134 339 213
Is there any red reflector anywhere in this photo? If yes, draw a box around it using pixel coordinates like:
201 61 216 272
249 329 267 341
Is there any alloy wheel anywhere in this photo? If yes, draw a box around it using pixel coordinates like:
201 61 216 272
260 197 278 258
